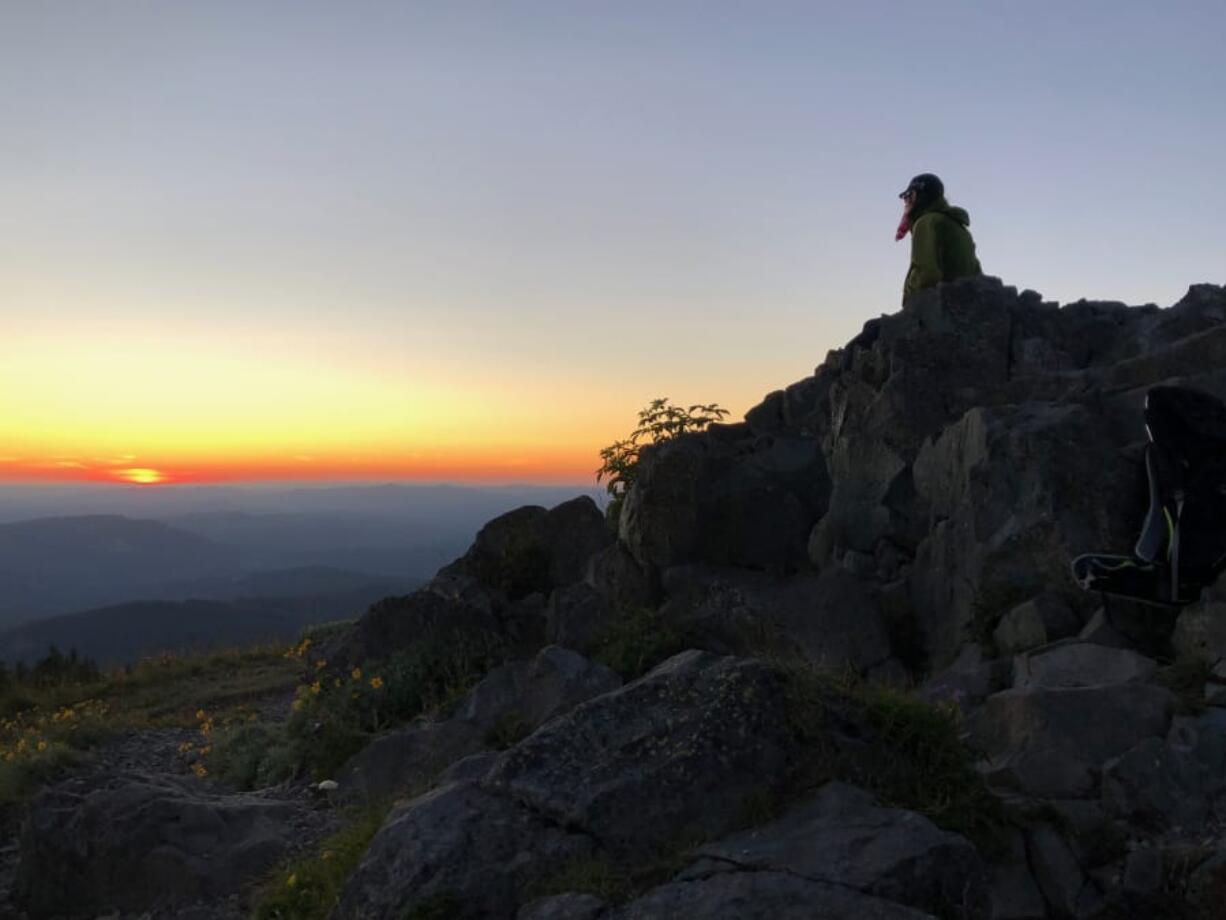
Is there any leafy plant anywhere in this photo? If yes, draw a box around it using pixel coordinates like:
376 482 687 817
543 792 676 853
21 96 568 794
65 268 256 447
253 806 389 920
596 398 727 525
591 605 686 681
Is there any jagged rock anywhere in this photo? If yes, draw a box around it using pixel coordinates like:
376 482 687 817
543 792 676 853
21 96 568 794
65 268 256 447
15 774 308 917
328 583 502 669
443 496 613 600
972 683 1175 798
1102 737 1209 828
919 644 1006 713
584 542 659 610
986 829 1047 920
1078 609 1131 649
338 646 620 800
518 893 610 919
618 277 1226 674
610 871 938 919
1168 708 1226 798
483 651 798 856
993 593 1081 655
909 400 1135 668
618 431 830 569
333 781 593 920
1122 847 1163 896
337 719 483 802
678 782 988 918
546 582 617 656
658 566 890 671
1171 600 1226 665
1025 824 1085 918
1011 641 1157 689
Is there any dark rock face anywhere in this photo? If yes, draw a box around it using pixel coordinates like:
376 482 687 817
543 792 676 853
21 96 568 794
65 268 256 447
618 277 1226 669
444 496 613 600
15 774 313 918
332 496 612 667
618 432 829 570
333 781 594 920
482 651 798 857
659 565 891 670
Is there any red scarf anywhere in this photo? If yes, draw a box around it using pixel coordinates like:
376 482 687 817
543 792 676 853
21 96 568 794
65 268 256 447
894 199 911 242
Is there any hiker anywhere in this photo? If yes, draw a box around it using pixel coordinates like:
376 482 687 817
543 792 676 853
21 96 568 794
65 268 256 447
895 173 982 304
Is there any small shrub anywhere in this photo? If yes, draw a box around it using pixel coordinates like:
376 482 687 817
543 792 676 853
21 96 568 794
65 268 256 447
591 605 686 681
597 398 728 526
526 857 633 905
484 711 530 750
207 722 297 789
253 807 388 920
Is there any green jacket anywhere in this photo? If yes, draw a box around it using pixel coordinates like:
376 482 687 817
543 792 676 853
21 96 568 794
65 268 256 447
903 196 982 302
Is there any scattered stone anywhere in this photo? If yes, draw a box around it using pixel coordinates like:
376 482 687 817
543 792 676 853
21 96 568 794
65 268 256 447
1012 641 1157 689
1102 737 1208 828
985 829 1048 920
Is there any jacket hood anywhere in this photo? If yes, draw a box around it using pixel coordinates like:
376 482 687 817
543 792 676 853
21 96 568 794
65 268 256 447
914 195 971 227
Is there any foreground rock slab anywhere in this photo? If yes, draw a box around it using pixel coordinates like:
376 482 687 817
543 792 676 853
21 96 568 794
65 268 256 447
680 782 987 917
15 773 315 918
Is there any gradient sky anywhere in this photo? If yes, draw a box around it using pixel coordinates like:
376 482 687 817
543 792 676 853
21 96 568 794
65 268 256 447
2 1 1223 485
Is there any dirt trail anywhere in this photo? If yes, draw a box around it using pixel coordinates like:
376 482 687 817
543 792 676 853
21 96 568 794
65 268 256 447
0 691 339 920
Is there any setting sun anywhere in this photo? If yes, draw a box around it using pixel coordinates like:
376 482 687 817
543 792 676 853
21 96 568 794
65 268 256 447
115 468 166 486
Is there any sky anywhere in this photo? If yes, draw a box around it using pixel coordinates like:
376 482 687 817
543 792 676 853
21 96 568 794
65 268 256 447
1 0 1223 486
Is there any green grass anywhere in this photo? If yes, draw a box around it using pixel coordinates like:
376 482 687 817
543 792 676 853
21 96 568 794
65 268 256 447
253 806 389 920
209 628 508 787
591 604 686 681
783 663 1006 850
0 644 301 803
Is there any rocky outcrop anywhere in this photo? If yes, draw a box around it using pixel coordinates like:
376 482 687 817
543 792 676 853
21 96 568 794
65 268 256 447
337 645 621 801
619 277 1226 669
334 651 988 920
15 773 326 918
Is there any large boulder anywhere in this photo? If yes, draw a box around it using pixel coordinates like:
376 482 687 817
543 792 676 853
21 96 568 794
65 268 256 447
443 496 613 599
972 683 1175 798
333 781 593 920
679 782 987 918
15 773 317 918
483 650 799 856
618 431 829 570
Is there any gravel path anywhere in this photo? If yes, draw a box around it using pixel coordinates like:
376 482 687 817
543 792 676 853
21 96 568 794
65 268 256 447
0 690 341 920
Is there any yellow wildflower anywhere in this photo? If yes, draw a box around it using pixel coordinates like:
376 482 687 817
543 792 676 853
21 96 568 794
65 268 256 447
310 680 322 695
191 762 208 778
291 699 305 712
333 678 341 688
314 659 327 670
36 740 47 752
369 676 384 690
351 667 362 681
195 709 206 722
286 873 298 889
177 741 194 754
198 745 211 757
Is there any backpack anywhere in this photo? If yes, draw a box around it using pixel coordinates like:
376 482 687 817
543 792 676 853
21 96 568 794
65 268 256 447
1072 385 1226 607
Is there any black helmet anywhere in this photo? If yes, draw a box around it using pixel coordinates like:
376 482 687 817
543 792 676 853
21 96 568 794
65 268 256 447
899 173 944 204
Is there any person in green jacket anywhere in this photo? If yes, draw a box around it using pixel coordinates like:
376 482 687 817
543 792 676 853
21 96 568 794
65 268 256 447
896 173 982 303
